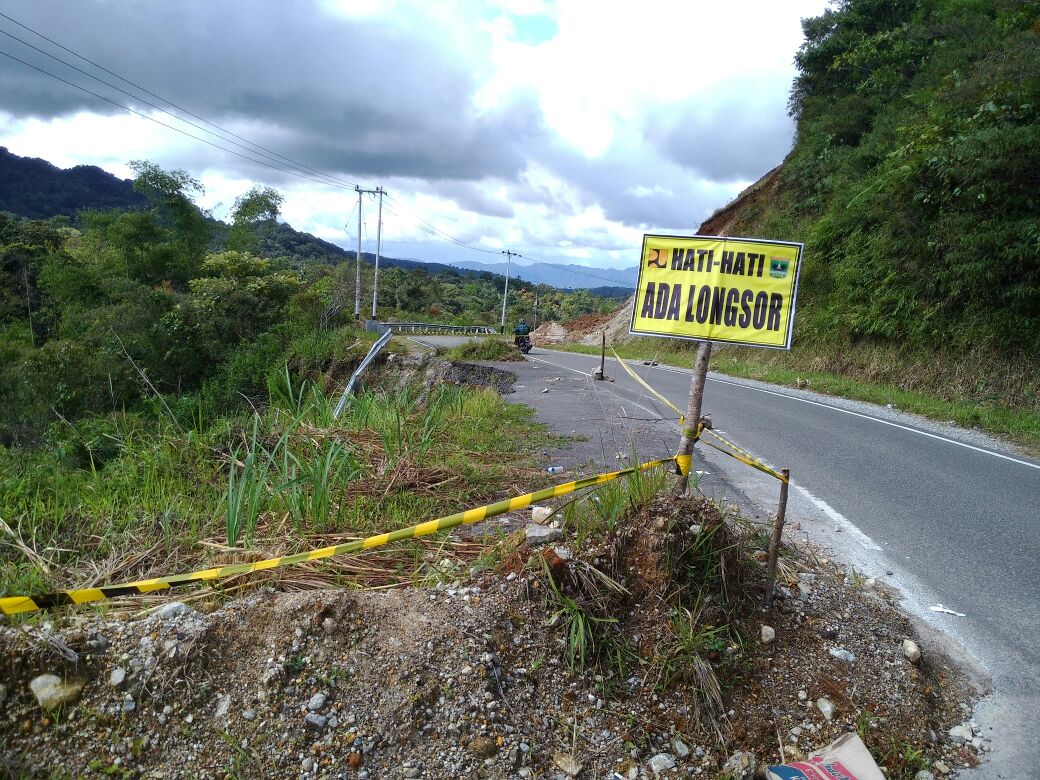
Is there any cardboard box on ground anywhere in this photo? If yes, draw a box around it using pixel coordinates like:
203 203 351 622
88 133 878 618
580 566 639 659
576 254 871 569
767 734 885 780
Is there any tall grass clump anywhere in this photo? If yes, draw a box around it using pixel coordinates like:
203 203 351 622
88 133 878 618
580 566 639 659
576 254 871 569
224 419 274 548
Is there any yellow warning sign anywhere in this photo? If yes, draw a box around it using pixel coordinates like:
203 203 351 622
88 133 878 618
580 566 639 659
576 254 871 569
630 234 803 349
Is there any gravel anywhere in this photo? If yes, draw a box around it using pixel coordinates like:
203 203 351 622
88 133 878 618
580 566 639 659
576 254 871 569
0 496 980 778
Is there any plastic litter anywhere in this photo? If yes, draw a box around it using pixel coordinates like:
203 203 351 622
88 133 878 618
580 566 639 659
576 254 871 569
767 733 884 780
929 604 966 617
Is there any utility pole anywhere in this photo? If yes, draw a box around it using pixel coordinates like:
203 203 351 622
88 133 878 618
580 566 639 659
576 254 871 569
372 188 384 318
354 185 363 318
371 187 385 319
353 185 381 318
500 249 521 331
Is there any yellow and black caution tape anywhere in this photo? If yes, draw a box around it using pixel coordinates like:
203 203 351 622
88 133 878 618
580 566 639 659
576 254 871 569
608 353 787 484
610 348 685 425
1 456 685 616
701 428 788 483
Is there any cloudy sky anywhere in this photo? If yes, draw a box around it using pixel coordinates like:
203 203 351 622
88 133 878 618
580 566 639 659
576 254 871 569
0 0 827 273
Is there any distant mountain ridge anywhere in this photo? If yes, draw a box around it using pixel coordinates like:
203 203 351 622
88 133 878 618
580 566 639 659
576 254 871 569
0 147 633 294
450 259 635 291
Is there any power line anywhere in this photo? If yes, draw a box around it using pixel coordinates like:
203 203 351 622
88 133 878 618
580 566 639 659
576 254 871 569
0 48 359 192
383 193 499 255
0 10 358 190
0 26 351 190
0 12 636 289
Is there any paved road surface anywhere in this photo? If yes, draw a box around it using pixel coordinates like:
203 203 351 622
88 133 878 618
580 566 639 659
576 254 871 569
414 337 1040 777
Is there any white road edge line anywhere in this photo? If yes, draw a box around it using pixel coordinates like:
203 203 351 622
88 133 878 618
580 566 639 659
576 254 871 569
792 483 882 551
542 350 1040 472
533 351 886 553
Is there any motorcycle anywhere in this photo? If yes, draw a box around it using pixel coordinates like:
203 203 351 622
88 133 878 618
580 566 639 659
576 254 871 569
514 334 532 355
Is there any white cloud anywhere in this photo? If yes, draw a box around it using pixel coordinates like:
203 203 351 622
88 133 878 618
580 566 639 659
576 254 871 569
0 0 829 271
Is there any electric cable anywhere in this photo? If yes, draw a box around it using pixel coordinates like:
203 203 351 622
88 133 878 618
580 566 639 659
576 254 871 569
0 12 636 288
0 48 359 192
0 11 357 189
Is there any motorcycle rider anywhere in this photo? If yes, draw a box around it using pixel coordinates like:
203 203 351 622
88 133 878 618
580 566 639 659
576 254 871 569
513 319 531 349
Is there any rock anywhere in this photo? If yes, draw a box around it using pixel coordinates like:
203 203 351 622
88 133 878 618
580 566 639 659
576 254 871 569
109 667 127 688
721 751 756 779
531 506 553 523
154 602 191 620
214 694 231 719
403 767 420 778
828 647 856 663
122 695 136 713
307 692 327 711
816 697 835 721
915 771 936 780
301 757 314 771
468 736 498 758
553 546 573 561
241 709 256 721
347 752 362 768
797 690 808 701
932 760 951 774
304 713 327 729
760 625 776 645
903 639 922 663
29 674 85 711
647 753 676 776
671 737 690 758
525 524 563 546
948 724 973 744
552 751 583 777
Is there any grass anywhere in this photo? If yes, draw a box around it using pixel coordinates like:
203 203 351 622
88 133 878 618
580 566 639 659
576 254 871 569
546 340 1040 452
0 361 553 614
442 337 523 362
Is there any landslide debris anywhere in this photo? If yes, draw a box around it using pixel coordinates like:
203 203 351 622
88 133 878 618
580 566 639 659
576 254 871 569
0 495 979 779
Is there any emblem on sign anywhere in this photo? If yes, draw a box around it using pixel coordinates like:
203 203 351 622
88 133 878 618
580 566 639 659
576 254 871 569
769 257 789 278
646 248 667 269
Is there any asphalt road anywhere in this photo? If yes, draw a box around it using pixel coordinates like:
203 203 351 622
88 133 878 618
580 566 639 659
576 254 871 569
414 336 1040 776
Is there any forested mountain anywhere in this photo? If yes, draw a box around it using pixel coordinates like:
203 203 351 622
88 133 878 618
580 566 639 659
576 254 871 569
0 146 148 218
706 0 1039 357
0 147 631 295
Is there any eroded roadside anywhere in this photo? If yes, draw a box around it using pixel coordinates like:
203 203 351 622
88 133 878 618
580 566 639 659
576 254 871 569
0 350 984 779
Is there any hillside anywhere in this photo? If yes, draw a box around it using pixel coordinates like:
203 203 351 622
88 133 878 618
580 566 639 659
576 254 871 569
0 146 147 218
725 0 1039 358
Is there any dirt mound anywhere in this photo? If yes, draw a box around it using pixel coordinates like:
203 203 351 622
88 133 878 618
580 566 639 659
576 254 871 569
561 313 613 336
534 301 635 348
0 496 977 779
531 321 567 345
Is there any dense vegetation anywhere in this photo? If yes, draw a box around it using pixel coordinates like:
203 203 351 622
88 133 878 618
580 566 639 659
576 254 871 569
780 0 1039 354
0 162 586 601
683 0 1040 425
0 163 612 447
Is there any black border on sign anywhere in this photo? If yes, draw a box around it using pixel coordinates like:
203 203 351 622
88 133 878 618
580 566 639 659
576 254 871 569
628 233 804 350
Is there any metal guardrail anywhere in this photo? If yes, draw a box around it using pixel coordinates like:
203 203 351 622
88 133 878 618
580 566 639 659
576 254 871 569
333 329 393 419
382 322 496 335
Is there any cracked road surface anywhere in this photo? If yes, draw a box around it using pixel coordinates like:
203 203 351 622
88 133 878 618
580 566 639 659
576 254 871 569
412 336 1040 778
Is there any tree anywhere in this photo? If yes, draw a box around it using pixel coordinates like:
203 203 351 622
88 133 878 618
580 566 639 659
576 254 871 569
129 161 209 281
227 185 284 252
